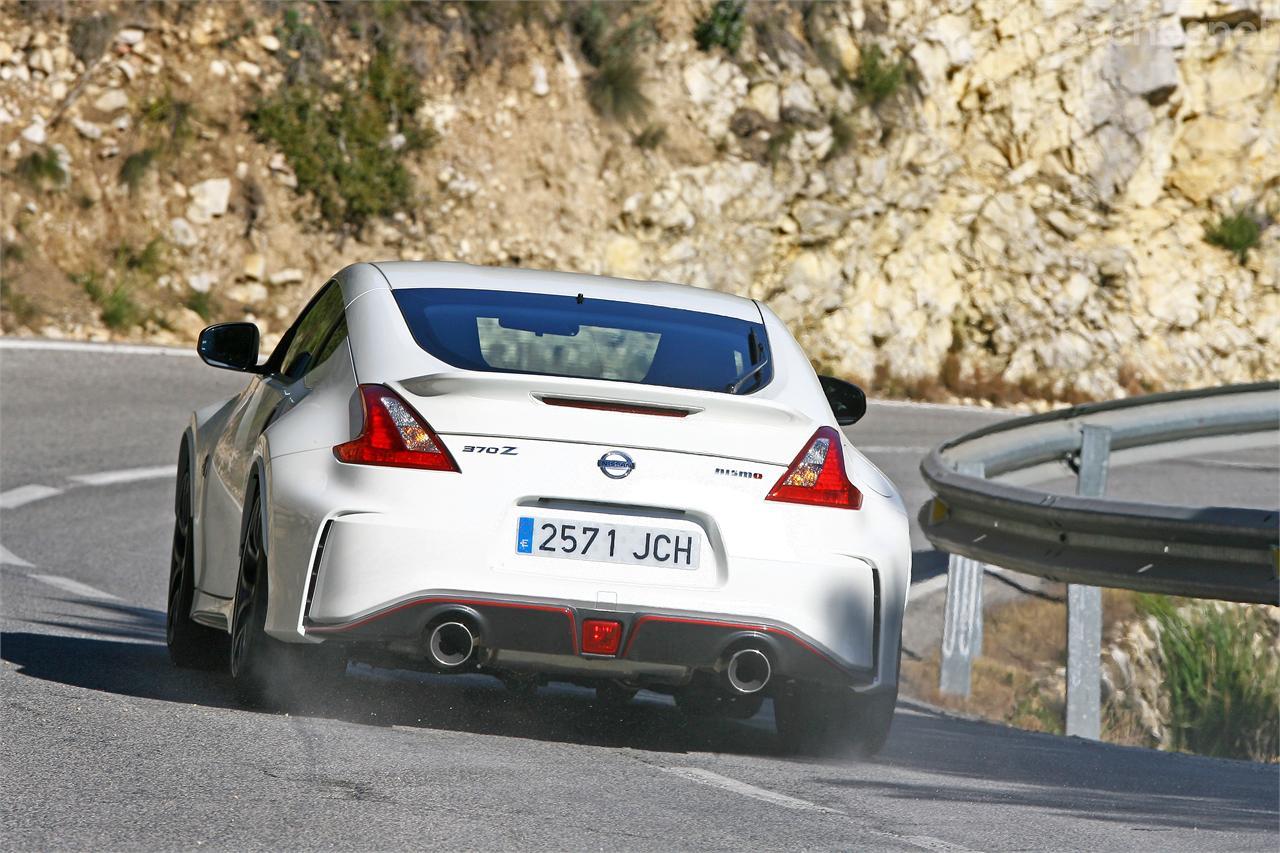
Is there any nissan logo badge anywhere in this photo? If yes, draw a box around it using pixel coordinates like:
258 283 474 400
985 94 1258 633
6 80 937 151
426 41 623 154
597 450 635 479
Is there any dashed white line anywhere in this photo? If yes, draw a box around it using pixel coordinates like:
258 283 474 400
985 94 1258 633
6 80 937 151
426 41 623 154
0 484 63 510
31 573 121 601
68 466 173 487
656 766 843 814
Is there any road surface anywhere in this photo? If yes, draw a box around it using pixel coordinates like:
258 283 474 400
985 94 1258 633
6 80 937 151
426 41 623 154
1 340 1275 850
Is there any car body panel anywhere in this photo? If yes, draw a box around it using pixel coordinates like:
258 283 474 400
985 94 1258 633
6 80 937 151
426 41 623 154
180 261 911 694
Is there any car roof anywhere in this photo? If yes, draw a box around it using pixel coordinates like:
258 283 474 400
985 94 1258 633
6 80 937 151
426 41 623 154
365 261 763 323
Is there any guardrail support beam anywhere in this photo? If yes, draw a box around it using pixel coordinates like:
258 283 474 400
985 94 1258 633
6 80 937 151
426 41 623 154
939 461 985 697
1066 425 1110 740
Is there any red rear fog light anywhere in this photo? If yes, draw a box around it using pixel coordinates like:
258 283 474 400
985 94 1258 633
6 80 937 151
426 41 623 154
582 620 623 656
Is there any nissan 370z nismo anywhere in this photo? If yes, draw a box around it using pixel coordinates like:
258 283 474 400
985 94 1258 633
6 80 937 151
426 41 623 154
168 262 910 755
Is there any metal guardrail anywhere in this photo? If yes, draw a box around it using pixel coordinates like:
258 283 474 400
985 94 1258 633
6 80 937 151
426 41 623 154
919 382 1280 606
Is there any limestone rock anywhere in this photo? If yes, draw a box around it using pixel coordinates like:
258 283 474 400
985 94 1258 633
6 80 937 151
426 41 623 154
242 253 265 281
92 89 128 113
186 178 232 223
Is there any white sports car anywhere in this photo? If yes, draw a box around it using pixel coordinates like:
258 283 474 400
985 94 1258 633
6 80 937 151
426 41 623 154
169 261 910 755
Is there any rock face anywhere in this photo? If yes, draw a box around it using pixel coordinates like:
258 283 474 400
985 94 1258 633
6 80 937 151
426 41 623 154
0 1 1275 398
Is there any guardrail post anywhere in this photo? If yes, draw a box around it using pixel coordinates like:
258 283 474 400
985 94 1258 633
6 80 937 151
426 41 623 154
939 461 985 696
1066 425 1111 739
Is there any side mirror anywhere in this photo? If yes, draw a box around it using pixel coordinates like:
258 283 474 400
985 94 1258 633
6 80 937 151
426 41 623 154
819 375 867 426
197 322 261 372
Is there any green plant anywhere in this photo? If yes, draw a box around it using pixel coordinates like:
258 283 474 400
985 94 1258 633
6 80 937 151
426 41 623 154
855 43 908 105
119 148 157 191
588 56 648 121
633 123 666 150
694 0 745 54
1139 595 1279 762
571 3 652 121
1204 211 1261 264
16 149 65 189
250 39 432 233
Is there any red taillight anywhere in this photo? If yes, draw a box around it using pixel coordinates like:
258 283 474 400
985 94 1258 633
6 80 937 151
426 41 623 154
333 384 459 472
582 619 623 655
766 426 862 510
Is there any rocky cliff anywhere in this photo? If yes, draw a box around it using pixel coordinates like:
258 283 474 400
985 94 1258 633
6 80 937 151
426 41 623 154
2 1 1276 403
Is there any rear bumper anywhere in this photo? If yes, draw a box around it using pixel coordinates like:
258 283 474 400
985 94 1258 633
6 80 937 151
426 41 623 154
305 592 877 689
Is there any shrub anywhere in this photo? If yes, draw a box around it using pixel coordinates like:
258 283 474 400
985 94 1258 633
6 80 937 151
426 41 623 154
250 40 432 233
1204 211 1261 264
1140 596 1279 762
16 149 65 189
694 1 746 54
72 269 139 331
855 43 907 105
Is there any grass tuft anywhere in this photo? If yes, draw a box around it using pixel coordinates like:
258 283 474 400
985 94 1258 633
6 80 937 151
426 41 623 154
694 1 746 54
855 43 908 105
1139 595 1279 762
1204 211 1261 264
572 3 653 122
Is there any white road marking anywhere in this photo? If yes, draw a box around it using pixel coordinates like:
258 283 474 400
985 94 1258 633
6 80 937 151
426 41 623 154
31 573 121 601
0 338 194 357
68 465 173 486
657 766 843 814
0 484 63 509
0 544 33 567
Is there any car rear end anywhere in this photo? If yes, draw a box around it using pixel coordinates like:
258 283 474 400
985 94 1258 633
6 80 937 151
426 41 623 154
277 265 909 707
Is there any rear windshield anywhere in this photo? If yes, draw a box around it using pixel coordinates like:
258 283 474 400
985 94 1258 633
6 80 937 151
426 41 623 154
393 288 772 394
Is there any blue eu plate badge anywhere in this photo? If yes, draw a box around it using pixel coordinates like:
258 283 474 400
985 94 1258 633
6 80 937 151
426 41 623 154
516 516 534 554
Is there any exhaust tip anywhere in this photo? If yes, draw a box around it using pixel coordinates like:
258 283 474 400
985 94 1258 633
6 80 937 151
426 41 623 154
428 621 476 669
726 648 771 694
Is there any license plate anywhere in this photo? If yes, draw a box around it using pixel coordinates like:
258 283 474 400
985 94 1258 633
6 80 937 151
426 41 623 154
515 516 700 570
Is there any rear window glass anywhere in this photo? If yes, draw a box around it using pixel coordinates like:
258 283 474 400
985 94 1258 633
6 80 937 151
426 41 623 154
393 288 772 394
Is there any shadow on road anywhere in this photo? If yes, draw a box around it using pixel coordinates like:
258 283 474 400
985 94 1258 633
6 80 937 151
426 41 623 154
5 601 1277 837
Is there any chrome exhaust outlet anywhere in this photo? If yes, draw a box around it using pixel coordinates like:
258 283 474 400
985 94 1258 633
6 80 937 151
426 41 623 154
725 648 771 695
428 621 476 669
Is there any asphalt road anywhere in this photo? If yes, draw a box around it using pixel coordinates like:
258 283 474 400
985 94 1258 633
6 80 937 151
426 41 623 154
1 341 1276 851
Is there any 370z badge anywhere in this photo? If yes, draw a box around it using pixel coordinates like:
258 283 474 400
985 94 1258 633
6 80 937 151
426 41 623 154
597 450 635 479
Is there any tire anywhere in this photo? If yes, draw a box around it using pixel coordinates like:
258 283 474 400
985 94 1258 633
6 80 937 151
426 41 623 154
229 489 346 709
166 458 226 670
774 684 898 758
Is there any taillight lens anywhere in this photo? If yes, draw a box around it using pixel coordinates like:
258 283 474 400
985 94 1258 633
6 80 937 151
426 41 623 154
582 619 623 655
333 384 459 471
766 426 862 510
